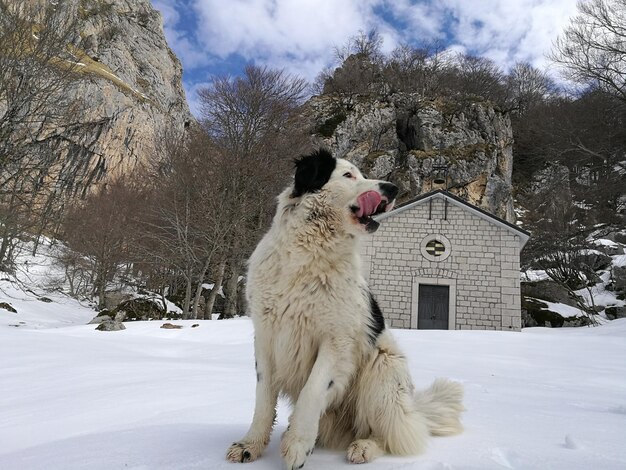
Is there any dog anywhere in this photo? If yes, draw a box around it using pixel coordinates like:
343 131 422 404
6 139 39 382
226 149 464 468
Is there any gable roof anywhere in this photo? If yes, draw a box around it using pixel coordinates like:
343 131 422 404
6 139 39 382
376 189 530 248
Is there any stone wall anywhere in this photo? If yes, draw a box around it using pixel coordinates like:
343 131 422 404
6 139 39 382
361 195 522 331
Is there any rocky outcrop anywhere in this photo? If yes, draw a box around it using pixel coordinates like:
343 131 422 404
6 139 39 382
26 0 191 186
303 93 515 221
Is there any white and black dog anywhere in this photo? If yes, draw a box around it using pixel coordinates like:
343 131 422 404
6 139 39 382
227 150 464 468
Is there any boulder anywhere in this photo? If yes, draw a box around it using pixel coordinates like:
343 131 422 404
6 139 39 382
605 306 626 320
521 298 565 327
88 314 111 324
114 311 127 322
576 251 612 271
613 232 626 244
104 292 133 310
611 266 626 298
112 298 165 321
521 297 594 327
521 281 580 307
0 302 17 313
95 320 126 331
160 323 183 329
593 240 624 256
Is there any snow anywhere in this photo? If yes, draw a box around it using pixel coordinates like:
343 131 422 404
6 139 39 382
574 271 626 310
1 308 626 469
0 280 93 328
594 239 618 247
579 248 605 256
521 269 549 282
201 283 225 297
534 299 584 318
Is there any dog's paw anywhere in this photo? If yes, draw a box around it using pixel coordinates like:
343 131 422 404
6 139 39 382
280 430 314 470
226 441 263 463
347 439 383 464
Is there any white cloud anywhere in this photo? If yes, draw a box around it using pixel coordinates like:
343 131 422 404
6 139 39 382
392 0 580 71
152 0 180 25
183 80 213 118
153 0 213 70
188 0 391 80
154 0 581 86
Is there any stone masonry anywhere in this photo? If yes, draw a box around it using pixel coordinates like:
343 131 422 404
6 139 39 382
360 191 528 331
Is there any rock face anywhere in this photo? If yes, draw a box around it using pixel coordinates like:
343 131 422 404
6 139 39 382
304 93 515 221
33 0 191 185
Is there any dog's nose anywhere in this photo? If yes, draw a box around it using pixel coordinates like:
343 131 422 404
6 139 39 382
379 182 399 201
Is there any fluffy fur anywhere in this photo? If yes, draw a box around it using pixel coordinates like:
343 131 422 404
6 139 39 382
226 150 464 468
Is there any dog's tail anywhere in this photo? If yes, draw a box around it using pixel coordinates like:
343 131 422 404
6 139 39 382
414 378 465 436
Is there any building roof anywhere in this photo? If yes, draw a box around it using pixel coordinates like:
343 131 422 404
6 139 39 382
376 189 530 248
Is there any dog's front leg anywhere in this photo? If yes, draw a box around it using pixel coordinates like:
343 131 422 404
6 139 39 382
226 338 278 463
281 342 349 470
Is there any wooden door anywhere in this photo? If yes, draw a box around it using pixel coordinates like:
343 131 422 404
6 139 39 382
418 284 449 329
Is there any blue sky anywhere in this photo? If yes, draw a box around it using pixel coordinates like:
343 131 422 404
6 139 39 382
151 0 580 116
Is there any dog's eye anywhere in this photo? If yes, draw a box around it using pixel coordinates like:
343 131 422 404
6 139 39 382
343 172 353 178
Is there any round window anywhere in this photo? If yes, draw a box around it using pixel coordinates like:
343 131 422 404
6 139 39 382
425 239 446 257
420 234 451 262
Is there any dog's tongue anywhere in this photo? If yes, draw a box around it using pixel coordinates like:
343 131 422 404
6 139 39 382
356 191 382 218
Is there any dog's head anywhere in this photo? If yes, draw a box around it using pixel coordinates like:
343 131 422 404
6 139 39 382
291 149 398 234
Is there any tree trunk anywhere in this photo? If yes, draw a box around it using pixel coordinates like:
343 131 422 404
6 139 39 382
0 231 11 269
160 285 168 313
96 267 106 310
182 275 192 319
191 257 212 319
222 261 240 319
205 259 226 320
32 235 41 257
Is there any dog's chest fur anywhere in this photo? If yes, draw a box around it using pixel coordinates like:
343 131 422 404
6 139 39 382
246 190 375 399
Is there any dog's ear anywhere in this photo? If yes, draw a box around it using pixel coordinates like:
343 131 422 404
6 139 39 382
292 149 337 197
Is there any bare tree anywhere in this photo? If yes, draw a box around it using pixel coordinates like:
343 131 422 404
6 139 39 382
136 126 258 319
522 188 603 325
551 0 626 102
197 65 308 318
0 0 98 270
62 179 144 309
384 42 449 96
525 236 601 325
320 30 386 102
334 29 384 64
444 54 506 103
505 62 556 114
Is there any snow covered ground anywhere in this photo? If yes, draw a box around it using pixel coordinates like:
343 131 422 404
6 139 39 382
1 303 625 469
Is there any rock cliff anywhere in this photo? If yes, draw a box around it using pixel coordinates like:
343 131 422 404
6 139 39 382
304 93 516 222
29 0 191 185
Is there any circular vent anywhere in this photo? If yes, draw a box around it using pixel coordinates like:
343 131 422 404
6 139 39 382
420 234 452 262
425 240 445 257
